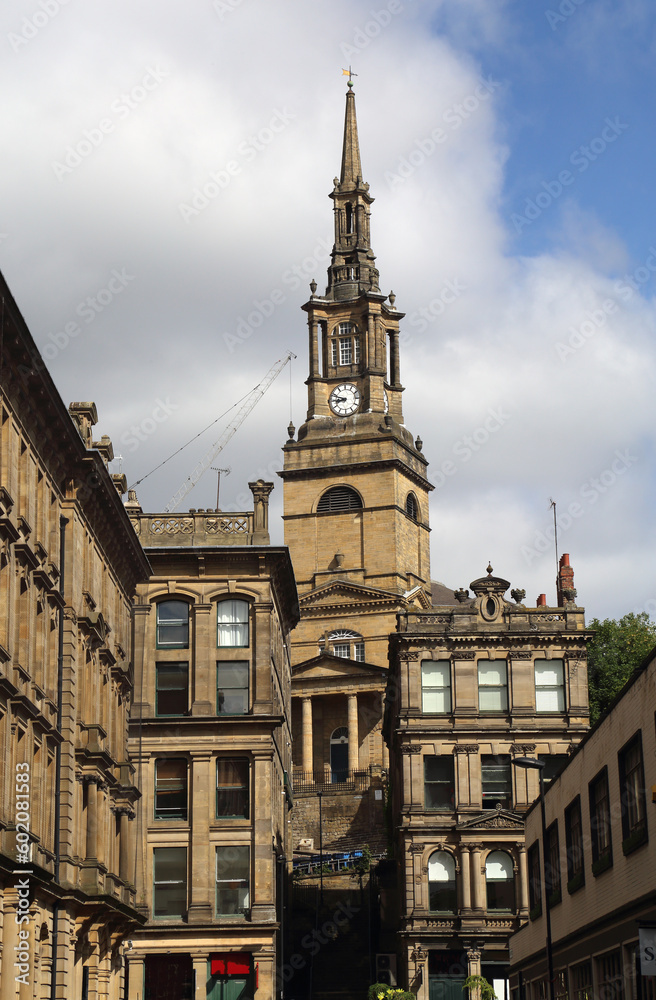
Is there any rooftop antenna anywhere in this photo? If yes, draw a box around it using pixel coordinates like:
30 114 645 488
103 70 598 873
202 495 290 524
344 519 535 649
211 467 230 510
549 498 559 603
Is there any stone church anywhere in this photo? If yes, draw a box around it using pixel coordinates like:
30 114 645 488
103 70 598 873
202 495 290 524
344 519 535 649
282 80 437 854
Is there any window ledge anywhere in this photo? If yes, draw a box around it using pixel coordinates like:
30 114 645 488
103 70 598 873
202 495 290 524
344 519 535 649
567 871 584 894
622 825 648 856
592 852 613 876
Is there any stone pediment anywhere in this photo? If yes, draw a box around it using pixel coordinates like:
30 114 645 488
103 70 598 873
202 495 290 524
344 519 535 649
299 579 406 610
457 807 525 832
292 651 386 681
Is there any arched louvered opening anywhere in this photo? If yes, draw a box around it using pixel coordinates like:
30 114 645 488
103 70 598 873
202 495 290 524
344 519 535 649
328 629 364 662
317 485 363 513
405 492 419 521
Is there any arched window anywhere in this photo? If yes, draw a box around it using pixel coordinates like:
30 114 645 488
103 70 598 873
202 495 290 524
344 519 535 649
330 322 360 367
405 492 419 521
328 629 364 662
217 599 249 647
156 600 189 649
330 726 349 783
428 851 457 912
317 485 363 513
485 851 515 911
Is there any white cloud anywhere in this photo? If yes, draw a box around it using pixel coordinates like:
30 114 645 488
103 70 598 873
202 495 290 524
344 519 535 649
0 0 654 621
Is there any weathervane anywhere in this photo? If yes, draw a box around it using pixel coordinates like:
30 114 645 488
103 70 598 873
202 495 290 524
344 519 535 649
342 66 358 87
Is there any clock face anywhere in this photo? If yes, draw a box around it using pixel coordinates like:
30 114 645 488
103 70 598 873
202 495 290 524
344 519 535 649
329 383 360 416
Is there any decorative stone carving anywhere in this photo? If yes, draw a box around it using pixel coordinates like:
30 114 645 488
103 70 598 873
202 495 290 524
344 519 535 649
510 589 526 604
409 843 425 854
511 743 536 754
400 745 423 755
454 744 479 754
509 651 532 659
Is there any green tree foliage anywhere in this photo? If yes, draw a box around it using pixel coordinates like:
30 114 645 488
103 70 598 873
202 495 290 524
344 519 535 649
587 612 656 725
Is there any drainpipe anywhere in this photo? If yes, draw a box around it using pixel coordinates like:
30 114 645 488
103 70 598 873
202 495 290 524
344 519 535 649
50 514 68 1000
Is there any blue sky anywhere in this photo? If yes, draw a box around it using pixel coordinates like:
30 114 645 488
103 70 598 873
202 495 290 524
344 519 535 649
0 0 654 620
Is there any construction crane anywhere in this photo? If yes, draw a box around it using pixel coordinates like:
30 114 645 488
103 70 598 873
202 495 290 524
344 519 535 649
164 350 295 513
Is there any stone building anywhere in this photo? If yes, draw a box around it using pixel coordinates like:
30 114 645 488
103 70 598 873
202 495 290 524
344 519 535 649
509 642 656 1000
124 488 299 1000
0 271 150 1000
383 560 591 1000
281 82 432 851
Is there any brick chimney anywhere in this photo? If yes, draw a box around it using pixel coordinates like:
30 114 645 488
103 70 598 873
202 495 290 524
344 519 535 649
557 552 577 605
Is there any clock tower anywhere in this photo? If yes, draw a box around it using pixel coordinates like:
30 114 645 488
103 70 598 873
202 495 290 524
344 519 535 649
281 83 432 830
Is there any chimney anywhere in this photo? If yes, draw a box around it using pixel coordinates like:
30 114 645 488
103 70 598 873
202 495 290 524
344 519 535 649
557 552 577 605
536 594 547 607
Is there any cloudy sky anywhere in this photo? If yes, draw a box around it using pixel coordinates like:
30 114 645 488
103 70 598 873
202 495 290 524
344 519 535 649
1 0 655 622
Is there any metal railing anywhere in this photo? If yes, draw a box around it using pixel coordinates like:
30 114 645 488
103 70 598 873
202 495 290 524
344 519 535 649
291 766 383 794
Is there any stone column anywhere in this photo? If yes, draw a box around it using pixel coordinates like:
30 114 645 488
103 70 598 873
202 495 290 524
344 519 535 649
191 957 207 1000
459 845 471 912
251 750 276 922
118 809 130 883
466 949 482 979
188 754 212 923
0 891 19 1000
191 604 212 716
309 318 320 377
347 693 359 773
131 604 152 715
127 957 144 1000
86 777 99 859
470 844 483 912
389 329 401 386
302 697 313 775
249 480 274 544
252 602 273 713
518 845 529 916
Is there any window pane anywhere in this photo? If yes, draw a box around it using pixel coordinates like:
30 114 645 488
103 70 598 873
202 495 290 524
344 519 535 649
153 847 187 918
216 846 249 916
425 756 455 810
353 337 360 363
217 662 249 715
428 851 456 912
156 664 188 716
478 660 508 711
535 660 565 712
482 756 512 808
217 759 249 819
155 759 188 820
421 661 451 713
156 601 189 649
217 600 249 647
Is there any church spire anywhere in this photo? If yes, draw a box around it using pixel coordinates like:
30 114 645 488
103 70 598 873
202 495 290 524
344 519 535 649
325 85 380 301
339 83 363 187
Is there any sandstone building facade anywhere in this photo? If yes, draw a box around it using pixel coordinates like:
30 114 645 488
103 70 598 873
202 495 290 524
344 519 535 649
384 561 591 1000
0 270 150 1000
124 489 299 1000
509 641 656 1000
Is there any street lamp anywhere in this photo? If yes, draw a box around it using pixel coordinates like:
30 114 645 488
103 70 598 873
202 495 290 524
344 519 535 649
512 756 554 1000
